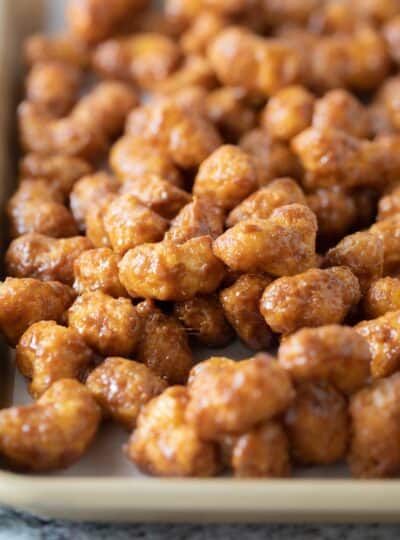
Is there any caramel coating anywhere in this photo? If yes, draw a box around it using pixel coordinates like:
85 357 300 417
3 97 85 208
226 177 306 227
127 386 219 477
214 204 317 276
363 277 400 319
187 355 294 440
16 321 93 399
219 274 274 350
0 379 100 472
193 145 258 211
370 215 400 274
6 234 92 285
24 34 89 68
136 300 193 384
73 248 127 297
356 310 400 379
84 194 116 248
349 373 400 478
181 12 227 56
260 267 361 335
208 27 301 97
110 135 182 186
126 99 222 168
261 85 315 142
156 55 217 96
119 236 225 301
383 15 400 65
378 185 400 221
375 77 400 131
68 291 141 357
0 278 75 346
285 381 349 465
165 197 224 244
278 325 371 395
86 357 167 429
323 232 384 293
121 175 191 219
174 295 233 347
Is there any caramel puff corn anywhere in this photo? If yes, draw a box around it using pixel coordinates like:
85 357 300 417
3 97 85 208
214 204 317 276
136 300 193 384
186 355 294 441
377 185 400 221
155 55 216 95
119 236 225 301
16 321 93 399
278 325 371 395
0 278 75 346
261 0 319 26
0 379 100 472
219 274 274 350
86 357 167 429
363 277 400 319
85 194 117 248
24 34 89 68
68 291 141 358
127 386 219 477
370 215 400 274
349 373 400 478
73 248 127 298
285 381 349 466
383 15 400 65
260 267 361 335
181 12 227 56
6 233 92 285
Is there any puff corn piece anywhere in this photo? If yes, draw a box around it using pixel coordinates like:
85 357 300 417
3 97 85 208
377 185 400 221
370 215 400 274
86 357 167 429
383 15 400 65
186 354 294 440
68 291 141 358
349 373 400 478
285 381 349 465
363 277 400 319
278 325 371 395
16 321 93 399
155 56 217 95
127 386 219 477
260 267 361 335
136 300 193 384
214 204 317 276
226 177 306 227
181 12 227 55
119 236 225 301
0 278 75 346
0 379 100 472
24 34 89 68
73 248 127 297
173 295 234 347
193 145 258 210
374 77 400 131
261 0 319 26
219 274 274 350
356 310 400 379
6 234 92 285
84 194 117 248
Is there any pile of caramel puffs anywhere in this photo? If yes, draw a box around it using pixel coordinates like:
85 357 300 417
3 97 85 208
4 0 400 479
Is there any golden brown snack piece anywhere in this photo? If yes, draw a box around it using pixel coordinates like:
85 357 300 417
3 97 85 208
278 325 371 395
84 194 117 248
6 233 92 285
68 291 141 357
24 34 89 68
181 11 227 55
0 379 100 472
16 321 93 399
136 300 193 384
126 99 222 168
110 136 182 186
375 77 400 131
93 34 181 89
73 248 127 297
377 185 400 221
0 278 75 346
155 55 217 95
26 61 82 116
127 386 219 477
260 267 361 335
214 204 317 276
261 0 319 26
348 373 400 478
356 310 400 379
121 175 191 219
285 381 349 465
226 177 306 227
86 357 167 429
173 295 233 347
193 145 258 210
165 197 224 244
208 27 301 97
370 215 400 274
221 421 291 478
323 232 384 293
219 274 274 350
383 15 400 65
119 236 225 301
368 103 396 138
363 277 400 319
261 86 315 142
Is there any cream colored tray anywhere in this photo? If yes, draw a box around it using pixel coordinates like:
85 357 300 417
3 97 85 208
1 0 400 523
